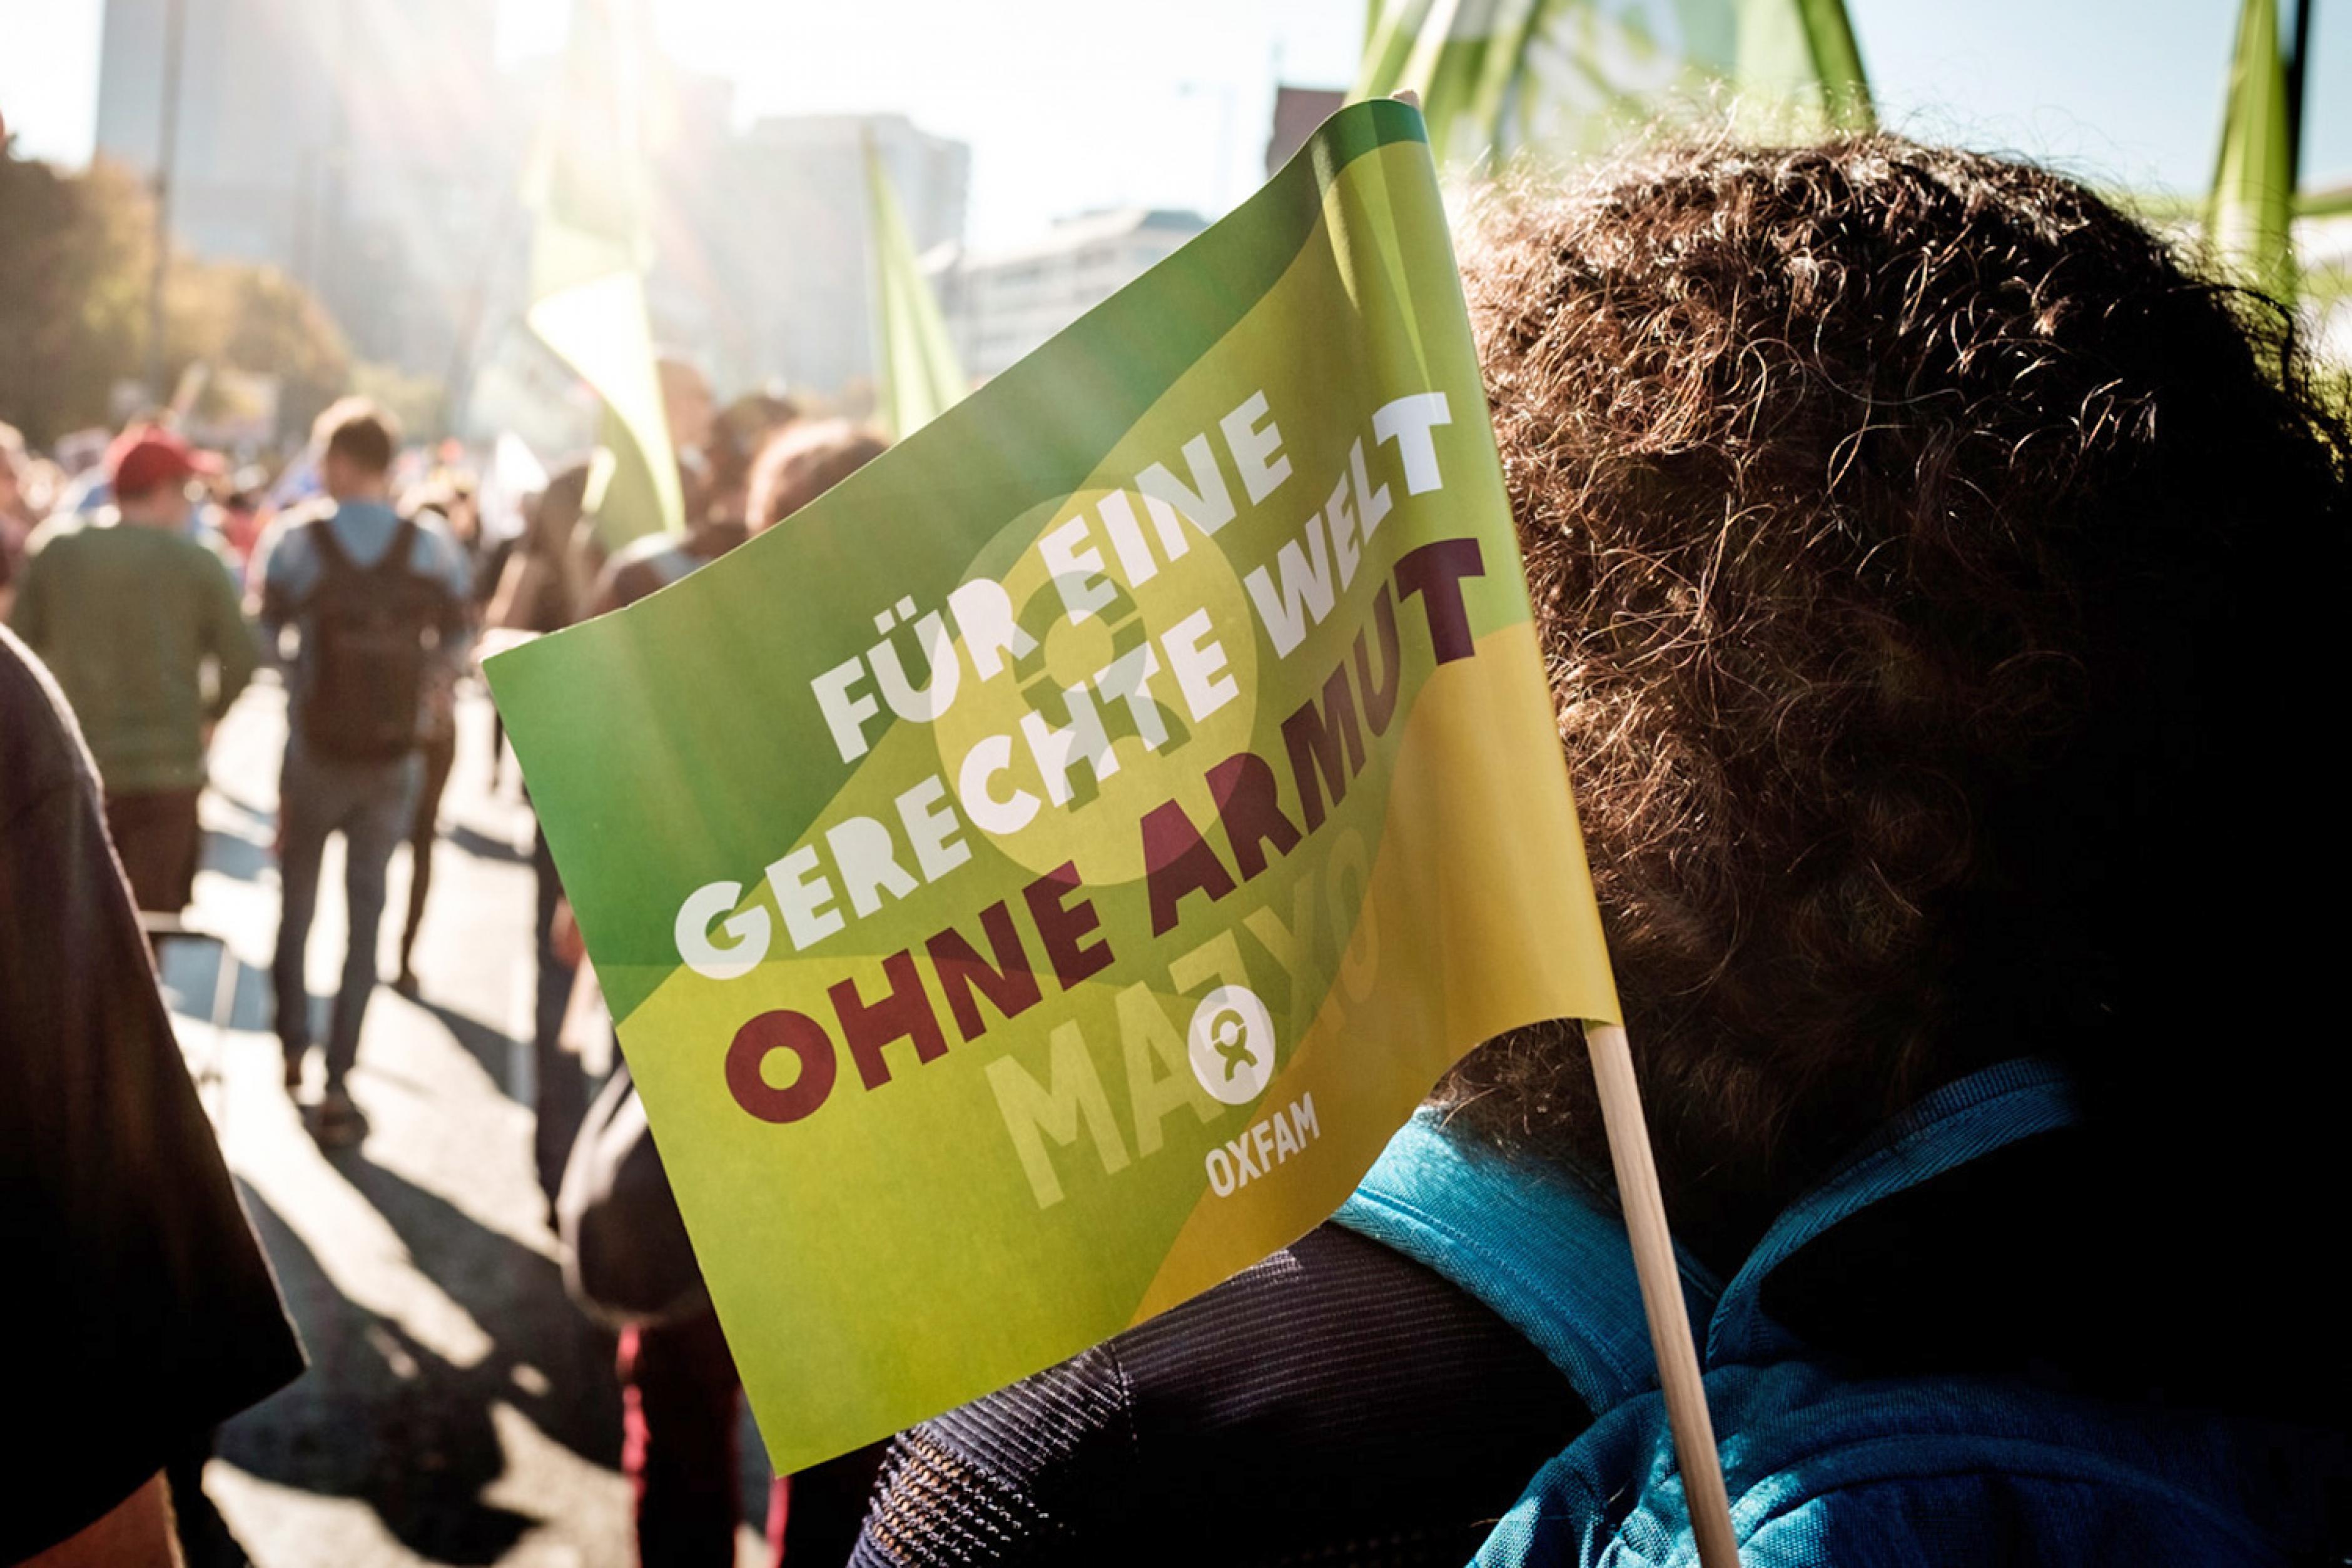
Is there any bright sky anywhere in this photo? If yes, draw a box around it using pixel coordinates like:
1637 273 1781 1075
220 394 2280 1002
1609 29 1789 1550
3 0 2348 248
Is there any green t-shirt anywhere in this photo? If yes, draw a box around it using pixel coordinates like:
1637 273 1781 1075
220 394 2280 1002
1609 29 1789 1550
8 512 258 795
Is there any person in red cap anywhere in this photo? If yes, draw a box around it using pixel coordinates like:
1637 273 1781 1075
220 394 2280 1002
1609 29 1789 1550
8 421 256 916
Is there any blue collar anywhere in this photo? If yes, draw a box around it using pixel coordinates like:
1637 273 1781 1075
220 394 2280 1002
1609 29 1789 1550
1336 1056 2080 1412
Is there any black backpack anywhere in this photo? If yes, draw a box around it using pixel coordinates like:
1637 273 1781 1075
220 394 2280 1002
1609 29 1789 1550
299 515 447 762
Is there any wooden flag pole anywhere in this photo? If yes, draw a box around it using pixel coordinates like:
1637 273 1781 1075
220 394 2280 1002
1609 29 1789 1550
1584 1022 1740 1566
1378 86 1736 1560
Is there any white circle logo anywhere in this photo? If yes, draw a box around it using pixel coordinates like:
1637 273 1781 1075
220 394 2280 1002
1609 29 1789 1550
1187 985 1275 1105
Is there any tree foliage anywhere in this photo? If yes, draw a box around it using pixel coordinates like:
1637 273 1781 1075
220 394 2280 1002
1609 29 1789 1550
0 154 153 445
0 146 352 447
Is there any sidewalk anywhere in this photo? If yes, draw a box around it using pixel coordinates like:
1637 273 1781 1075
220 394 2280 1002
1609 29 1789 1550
160 676 774 1567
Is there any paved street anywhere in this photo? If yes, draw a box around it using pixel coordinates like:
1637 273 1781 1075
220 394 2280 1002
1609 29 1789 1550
159 674 774 1567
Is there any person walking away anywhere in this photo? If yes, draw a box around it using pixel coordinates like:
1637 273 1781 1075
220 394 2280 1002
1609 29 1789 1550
486 460 599 1201
392 480 479 997
485 462 594 639
253 399 469 1143
8 423 256 917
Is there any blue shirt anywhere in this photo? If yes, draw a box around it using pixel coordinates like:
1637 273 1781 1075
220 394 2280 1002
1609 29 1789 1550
1337 1065 2341 1565
254 498 473 627
252 498 474 716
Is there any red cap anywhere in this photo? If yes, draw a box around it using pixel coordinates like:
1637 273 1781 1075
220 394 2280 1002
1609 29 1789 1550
106 423 223 497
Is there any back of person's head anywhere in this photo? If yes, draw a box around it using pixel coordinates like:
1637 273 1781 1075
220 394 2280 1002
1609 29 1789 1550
703 391 803 525
102 422 217 512
719 391 800 460
1441 137 2349 1312
313 397 399 478
745 419 886 535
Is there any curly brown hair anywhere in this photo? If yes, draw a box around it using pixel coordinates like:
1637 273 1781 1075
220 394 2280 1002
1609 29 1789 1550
746 418 888 535
1437 136 2351 1268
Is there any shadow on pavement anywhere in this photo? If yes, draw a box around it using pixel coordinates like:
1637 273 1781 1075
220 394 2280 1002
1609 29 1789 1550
413 996 530 1105
224 1171 622 1563
447 822 530 864
404 994 593 1203
297 1098 372 1151
344 1158 622 1467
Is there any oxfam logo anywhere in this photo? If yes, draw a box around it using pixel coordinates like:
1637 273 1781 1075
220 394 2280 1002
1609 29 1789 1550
1187 985 1275 1105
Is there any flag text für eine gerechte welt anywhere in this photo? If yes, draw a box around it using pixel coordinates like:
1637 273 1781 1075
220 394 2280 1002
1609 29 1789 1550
670 388 1488 1206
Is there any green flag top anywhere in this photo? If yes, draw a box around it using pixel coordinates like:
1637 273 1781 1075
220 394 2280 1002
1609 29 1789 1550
2209 0 2297 300
524 0 685 547
866 131 971 440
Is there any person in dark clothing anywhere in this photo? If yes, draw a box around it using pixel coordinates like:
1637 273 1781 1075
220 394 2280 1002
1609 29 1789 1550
1 623 305 1565
392 481 479 998
253 398 470 1143
487 462 594 642
582 513 749 619
393 661 459 998
487 461 599 1205
856 1225 1578 1568
850 136 2350 1563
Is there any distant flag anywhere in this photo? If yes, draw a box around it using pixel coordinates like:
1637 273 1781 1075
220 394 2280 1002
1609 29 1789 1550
1733 0 1873 134
1356 0 1656 166
863 131 969 442
524 0 683 549
1354 0 1427 104
1352 0 1870 166
2209 0 2297 301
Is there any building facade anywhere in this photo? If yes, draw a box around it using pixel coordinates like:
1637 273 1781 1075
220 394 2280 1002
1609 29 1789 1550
939 208 1208 383
94 0 507 378
684 113 969 401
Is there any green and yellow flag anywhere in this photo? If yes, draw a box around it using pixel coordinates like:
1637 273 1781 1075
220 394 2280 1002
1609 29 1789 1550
489 101 1618 1473
865 132 970 440
524 0 683 547
1733 0 1872 134
2209 0 2297 300
1353 0 1870 166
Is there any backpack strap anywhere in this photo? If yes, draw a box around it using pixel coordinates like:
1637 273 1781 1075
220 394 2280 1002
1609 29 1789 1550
1334 1113 1721 1415
370 517 420 582
298 507 417 587
1705 1056 2081 1364
304 509 355 577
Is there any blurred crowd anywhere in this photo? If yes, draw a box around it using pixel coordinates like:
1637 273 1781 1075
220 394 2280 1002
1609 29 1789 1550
4 368 893 1568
